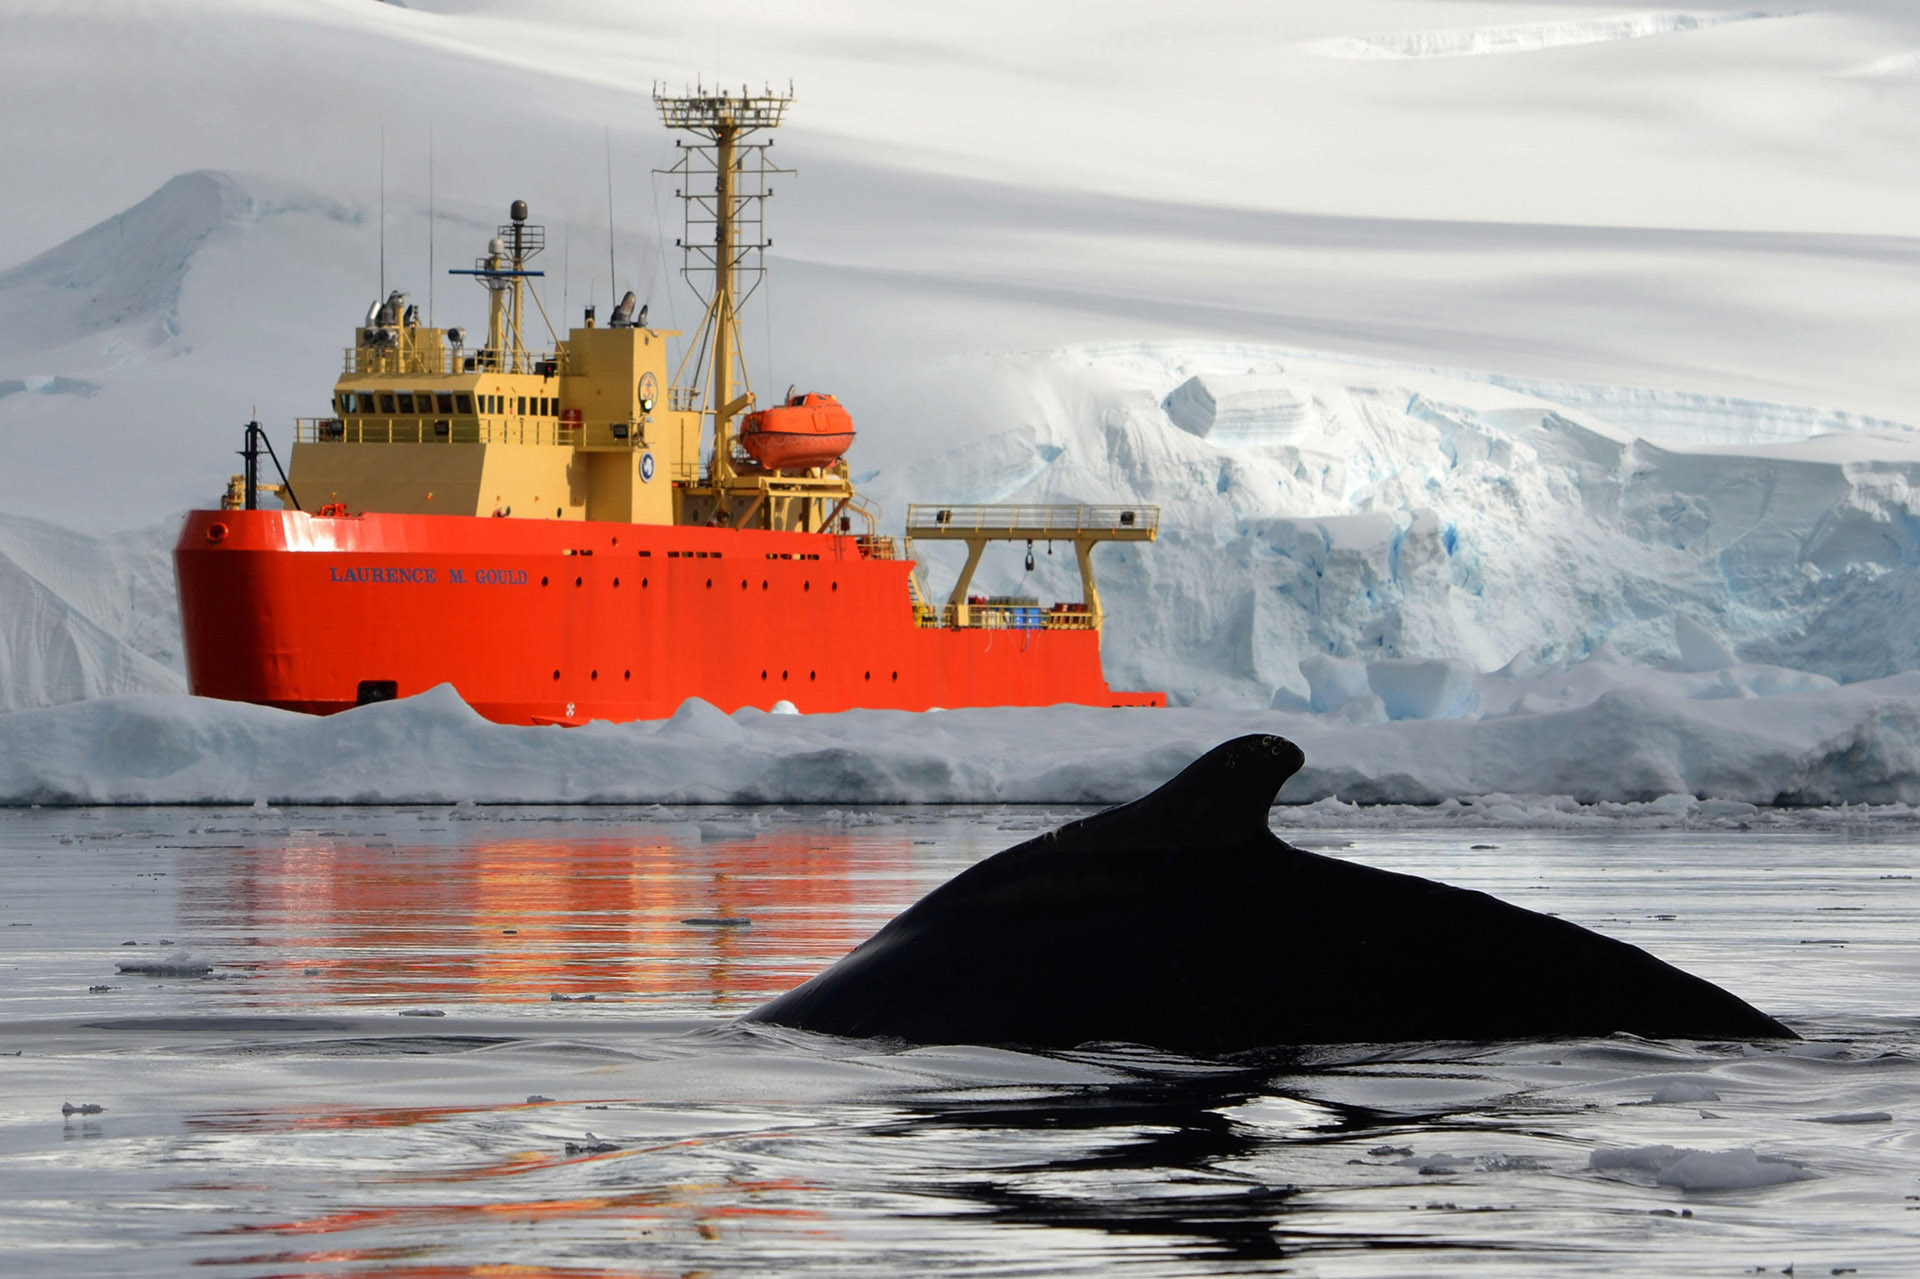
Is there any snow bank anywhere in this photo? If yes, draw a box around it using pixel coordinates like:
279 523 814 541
5 664 1920 807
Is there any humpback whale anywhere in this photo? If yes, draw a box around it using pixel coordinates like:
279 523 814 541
748 735 1794 1054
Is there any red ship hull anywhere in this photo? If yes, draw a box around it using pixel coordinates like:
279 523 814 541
174 509 1163 724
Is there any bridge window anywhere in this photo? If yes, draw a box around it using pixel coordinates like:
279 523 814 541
436 392 454 414
456 394 473 414
377 394 395 414
355 392 376 413
396 393 416 414
517 395 527 415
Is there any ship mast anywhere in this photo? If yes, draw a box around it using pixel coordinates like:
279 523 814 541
655 86 789 484
451 200 545 373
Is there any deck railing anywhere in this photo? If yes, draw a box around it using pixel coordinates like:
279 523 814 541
912 602 1098 631
342 347 567 377
904 503 1159 538
295 417 582 446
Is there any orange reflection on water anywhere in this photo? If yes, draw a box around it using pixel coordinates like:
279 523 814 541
184 827 920 1010
207 1258 658 1279
217 1179 821 1239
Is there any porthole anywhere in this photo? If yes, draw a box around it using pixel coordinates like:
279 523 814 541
760 670 768 681
803 581 811 592
614 577 621 587
552 669 561 680
740 580 747 590
575 576 583 587
591 670 599 681
541 576 549 586
642 577 649 588
864 671 871 681
706 578 713 589
831 582 839 593
781 669 789 681
623 670 631 680
891 671 898 681
761 580 768 590
809 670 816 681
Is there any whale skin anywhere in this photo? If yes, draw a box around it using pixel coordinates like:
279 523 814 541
747 735 1795 1054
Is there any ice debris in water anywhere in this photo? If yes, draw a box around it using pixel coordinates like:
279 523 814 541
61 1103 104 1116
115 950 209 977
1807 1111 1892 1125
1590 1145 1816 1189
397 1008 445 1017
565 1133 621 1155
1650 1081 1721 1104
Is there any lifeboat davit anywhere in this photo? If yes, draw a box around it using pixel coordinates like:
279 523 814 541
739 392 855 472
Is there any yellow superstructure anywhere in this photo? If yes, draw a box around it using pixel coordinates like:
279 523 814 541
285 182 853 532
259 87 1157 627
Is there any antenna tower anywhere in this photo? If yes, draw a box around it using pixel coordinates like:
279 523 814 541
448 202 546 372
654 84 791 485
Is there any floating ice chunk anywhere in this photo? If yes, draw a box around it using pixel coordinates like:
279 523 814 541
1649 1081 1720 1104
1267 686 1311 713
116 950 210 977
1674 615 1736 672
1807 1111 1891 1124
1590 1144 1815 1189
1589 1144 1682 1171
770 700 800 715
1654 1148 1814 1190
1300 654 1369 713
1367 657 1477 720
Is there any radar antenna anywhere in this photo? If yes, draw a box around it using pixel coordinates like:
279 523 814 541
654 84 791 485
447 200 546 372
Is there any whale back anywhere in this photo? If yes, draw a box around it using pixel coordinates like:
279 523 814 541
747 735 1794 1053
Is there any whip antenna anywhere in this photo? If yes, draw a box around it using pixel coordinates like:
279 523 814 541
379 124 386 299
605 127 618 306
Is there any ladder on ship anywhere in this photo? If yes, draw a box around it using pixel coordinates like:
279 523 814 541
904 503 1159 630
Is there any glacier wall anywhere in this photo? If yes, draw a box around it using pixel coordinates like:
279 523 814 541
864 343 1920 706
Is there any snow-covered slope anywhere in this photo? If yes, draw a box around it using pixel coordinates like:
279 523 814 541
9 1 1920 530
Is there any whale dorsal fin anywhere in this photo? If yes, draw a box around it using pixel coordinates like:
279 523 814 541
1054 733 1305 853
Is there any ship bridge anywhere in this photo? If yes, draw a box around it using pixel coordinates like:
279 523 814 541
904 503 1159 631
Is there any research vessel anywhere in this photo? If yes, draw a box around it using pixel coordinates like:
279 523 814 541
174 89 1162 724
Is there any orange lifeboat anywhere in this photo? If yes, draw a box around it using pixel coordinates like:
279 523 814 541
738 392 855 472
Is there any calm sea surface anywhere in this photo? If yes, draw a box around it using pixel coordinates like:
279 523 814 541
1 805 1916 1277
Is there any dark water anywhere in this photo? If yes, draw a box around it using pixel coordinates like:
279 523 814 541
2 806 1917 1277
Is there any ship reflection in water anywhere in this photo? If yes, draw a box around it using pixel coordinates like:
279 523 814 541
174 815 949 1011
